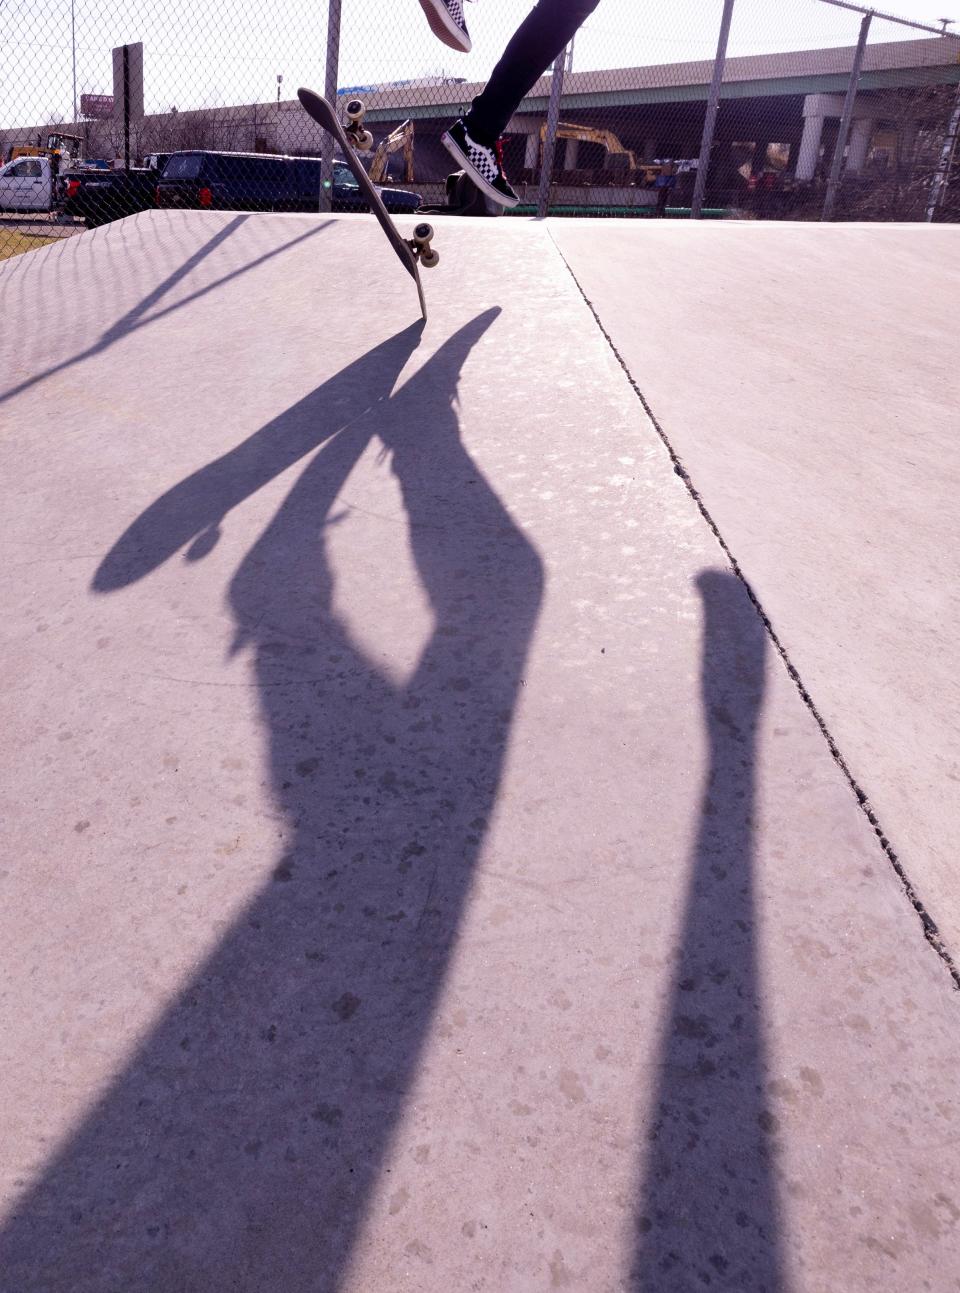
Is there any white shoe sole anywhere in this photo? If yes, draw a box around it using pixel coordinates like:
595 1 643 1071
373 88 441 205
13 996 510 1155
417 0 471 53
441 131 520 209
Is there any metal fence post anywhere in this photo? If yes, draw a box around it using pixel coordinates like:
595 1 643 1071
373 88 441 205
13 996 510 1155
926 79 960 222
71 0 77 125
821 10 871 221
320 0 342 213
536 48 567 219
691 0 736 220
122 44 130 170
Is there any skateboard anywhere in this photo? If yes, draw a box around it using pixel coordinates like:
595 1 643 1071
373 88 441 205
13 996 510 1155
297 87 437 321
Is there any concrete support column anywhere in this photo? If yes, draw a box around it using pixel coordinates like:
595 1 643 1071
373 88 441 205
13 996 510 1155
564 137 579 170
796 114 825 181
899 119 918 173
524 130 539 170
846 117 874 175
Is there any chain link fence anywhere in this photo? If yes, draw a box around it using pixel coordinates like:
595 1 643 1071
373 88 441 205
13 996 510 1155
1 0 959 259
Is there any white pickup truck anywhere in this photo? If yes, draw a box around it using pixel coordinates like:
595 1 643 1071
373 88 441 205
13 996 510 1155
0 154 59 212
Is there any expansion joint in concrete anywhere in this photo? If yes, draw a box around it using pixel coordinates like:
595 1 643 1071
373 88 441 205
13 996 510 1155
550 230 960 994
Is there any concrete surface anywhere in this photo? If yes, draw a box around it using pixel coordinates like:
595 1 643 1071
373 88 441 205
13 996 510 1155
551 219 960 957
0 211 958 1292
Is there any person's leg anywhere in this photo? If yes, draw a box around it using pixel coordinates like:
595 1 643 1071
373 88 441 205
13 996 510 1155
465 0 602 145
439 0 602 207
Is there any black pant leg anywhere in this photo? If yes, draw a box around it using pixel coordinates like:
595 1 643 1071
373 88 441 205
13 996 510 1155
464 0 603 144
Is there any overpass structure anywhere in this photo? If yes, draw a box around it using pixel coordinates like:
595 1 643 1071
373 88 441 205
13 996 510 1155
2 35 957 190
349 35 960 183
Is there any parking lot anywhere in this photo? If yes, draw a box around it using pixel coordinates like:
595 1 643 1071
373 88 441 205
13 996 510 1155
0 210 82 238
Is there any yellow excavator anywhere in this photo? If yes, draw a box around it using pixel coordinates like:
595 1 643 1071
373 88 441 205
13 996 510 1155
539 121 665 184
362 118 662 187
8 132 84 168
367 119 415 184
540 121 636 169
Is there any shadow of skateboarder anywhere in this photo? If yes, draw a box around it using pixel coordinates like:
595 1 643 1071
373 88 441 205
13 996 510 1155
0 307 545 1292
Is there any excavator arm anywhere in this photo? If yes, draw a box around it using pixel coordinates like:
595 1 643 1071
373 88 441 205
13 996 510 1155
368 119 415 184
539 121 638 171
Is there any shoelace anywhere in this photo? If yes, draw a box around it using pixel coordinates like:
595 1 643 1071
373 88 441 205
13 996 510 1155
494 138 505 176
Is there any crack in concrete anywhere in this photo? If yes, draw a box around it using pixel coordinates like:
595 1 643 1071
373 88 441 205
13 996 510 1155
549 227 960 993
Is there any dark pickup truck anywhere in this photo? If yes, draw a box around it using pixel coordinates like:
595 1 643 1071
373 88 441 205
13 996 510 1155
60 149 422 227
58 153 172 227
155 150 422 216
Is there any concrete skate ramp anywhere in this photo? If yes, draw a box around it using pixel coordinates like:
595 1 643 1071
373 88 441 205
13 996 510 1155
553 219 960 956
0 211 958 1292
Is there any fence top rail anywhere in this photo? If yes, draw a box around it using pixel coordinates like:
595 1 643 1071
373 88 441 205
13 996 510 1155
816 0 960 39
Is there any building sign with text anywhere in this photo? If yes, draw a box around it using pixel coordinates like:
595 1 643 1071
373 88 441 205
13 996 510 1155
80 94 114 119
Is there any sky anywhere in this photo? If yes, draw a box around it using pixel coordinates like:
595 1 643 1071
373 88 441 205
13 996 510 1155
1 0 956 129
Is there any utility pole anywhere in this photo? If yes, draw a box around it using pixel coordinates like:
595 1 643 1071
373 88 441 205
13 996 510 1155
691 0 737 219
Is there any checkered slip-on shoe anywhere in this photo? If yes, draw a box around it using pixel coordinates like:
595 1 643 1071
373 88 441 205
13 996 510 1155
441 119 520 208
417 0 472 53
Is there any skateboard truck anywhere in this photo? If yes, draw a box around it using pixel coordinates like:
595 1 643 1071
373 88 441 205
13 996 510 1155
342 99 374 152
298 85 435 320
411 222 439 268
340 96 438 267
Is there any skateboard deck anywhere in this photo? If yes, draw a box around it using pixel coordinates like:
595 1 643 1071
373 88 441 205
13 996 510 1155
297 86 430 321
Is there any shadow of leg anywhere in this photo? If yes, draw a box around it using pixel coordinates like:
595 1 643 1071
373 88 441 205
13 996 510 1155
632 569 784 1292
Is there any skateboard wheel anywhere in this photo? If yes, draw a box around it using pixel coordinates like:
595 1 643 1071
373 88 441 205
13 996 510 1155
356 130 374 151
413 222 434 245
345 99 364 121
420 248 440 269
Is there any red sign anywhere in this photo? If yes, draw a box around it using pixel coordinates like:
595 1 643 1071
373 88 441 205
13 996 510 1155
80 94 114 119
